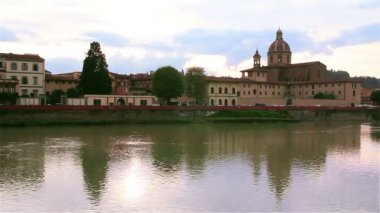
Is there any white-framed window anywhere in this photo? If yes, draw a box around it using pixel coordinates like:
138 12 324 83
22 63 28 71
32 90 38 97
22 89 28 96
21 76 28 85
11 62 17 70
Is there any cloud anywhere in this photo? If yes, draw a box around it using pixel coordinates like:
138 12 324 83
325 23 380 48
173 28 314 65
83 31 129 47
0 28 19 41
46 57 82 73
357 0 380 9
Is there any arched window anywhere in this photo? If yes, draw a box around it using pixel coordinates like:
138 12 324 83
218 99 222 105
224 99 228 106
219 87 222 94
232 88 236 94
224 87 228 94
232 99 236 106
211 87 214 94
211 99 214 106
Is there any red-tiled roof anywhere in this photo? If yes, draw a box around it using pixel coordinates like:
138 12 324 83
45 74 79 81
0 53 44 62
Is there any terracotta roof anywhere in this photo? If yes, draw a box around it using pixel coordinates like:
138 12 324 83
45 74 79 81
0 53 44 62
268 30 291 53
284 79 362 84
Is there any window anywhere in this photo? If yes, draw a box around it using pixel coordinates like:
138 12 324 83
253 89 256 95
272 92 275 96
0 62 3 67
278 54 282 63
22 63 28 71
265 91 267 95
224 87 228 94
211 87 214 94
11 63 17 70
248 91 250 95
232 88 236 94
11 76 17 80
94 99 101 106
33 77 38 85
232 99 236 106
259 91 262 95
32 90 38 97
218 99 222 105
219 87 222 94
33 64 39 71
224 99 228 106
338 90 341 95
211 99 214 106
22 89 28 96
21 76 28 85
353 90 356 97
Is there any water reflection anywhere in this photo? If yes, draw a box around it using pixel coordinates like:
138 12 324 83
0 129 45 188
0 122 376 211
80 131 110 203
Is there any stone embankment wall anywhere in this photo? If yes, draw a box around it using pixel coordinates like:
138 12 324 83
0 106 378 126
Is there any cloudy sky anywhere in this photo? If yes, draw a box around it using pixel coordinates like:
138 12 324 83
1 0 379 77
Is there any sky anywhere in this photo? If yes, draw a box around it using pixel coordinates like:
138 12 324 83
0 0 379 78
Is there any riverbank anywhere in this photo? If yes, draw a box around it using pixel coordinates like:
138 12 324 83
0 106 378 127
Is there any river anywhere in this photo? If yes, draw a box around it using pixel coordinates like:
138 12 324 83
0 122 379 212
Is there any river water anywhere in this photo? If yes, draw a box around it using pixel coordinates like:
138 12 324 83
0 122 379 212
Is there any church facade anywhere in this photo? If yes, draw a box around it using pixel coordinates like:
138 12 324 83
206 29 361 106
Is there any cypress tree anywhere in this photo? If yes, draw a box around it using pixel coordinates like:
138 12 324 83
78 42 112 95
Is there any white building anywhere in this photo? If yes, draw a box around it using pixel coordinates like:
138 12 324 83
0 53 45 97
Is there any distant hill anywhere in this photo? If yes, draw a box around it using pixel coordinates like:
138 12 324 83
326 70 380 89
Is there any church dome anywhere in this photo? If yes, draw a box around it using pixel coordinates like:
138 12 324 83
268 29 291 53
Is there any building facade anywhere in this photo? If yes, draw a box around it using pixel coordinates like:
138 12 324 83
206 29 362 107
0 53 45 97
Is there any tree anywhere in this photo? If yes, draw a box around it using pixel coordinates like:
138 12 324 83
0 92 18 105
184 67 206 105
78 42 112 95
152 66 184 104
66 88 81 98
370 90 380 105
48 89 64 105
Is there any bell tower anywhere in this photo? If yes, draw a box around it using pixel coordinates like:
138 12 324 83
253 49 261 68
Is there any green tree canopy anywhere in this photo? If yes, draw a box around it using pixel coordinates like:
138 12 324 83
78 42 112 95
152 66 184 104
66 88 81 98
370 90 380 105
184 67 206 105
48 89 64 105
